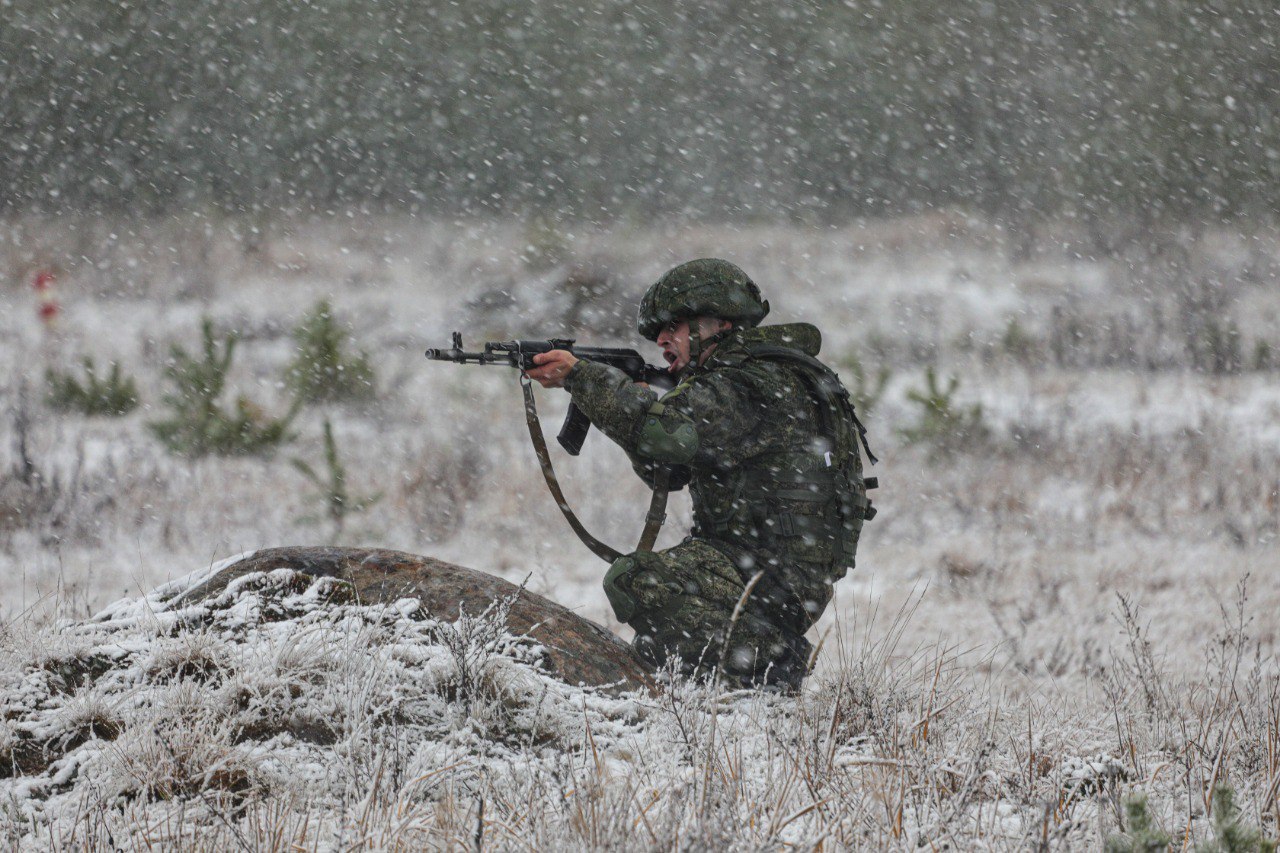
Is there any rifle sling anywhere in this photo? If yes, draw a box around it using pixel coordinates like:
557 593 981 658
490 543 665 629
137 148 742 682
521 375 668 563
637 465 670 552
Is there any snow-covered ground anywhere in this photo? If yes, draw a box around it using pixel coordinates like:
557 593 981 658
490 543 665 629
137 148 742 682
1 215 1277 847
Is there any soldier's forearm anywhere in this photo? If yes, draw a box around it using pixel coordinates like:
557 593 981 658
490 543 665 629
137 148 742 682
565 360 658 452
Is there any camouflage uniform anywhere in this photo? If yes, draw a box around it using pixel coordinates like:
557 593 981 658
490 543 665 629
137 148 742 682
564 315 873 690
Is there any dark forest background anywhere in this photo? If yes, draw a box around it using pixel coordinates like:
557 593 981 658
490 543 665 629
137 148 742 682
2 0 1277 229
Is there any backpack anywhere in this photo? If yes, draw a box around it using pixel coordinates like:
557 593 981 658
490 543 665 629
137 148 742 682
746 344 878 570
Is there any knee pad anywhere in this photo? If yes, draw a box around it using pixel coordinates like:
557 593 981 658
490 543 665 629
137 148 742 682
603 555 639 622
603 550 668 624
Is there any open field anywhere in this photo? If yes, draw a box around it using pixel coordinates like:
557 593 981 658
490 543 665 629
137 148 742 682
1 215 1278 848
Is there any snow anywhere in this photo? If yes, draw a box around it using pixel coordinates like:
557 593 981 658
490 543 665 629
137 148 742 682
1 216 1277 847
90 550 256 626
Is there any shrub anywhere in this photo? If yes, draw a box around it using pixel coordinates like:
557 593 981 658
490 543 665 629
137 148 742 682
898 366 988 456
0 387 59 541
45 357 139 416
1253 340 1274 371
1188 317 1244 375
1000 317 1039 363
285 301 375 403
149 318 296 457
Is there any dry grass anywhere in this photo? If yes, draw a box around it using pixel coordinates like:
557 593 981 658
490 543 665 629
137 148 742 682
1 214 1278 847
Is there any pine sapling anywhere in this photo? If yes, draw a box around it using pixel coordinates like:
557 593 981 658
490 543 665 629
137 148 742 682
149 318 297 457
841 352 891 416
284 301 375 403
1001 317 1039 363
1104 794 1171 853
1201 785 1278 853
898 365 988 456
45 357 140 416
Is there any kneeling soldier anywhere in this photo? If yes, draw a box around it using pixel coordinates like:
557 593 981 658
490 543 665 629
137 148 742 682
527 258 876 690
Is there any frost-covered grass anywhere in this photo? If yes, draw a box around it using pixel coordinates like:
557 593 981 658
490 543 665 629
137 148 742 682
1 213 1279 847
1 561 1275 849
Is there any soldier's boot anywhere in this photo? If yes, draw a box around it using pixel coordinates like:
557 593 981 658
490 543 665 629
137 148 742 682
758 633 812 693
719 619 812 693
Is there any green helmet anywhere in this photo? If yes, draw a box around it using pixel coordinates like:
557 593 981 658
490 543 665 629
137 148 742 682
637 258 770 341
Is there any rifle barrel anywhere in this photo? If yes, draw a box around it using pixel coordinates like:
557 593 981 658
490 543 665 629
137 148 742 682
423 348 511 365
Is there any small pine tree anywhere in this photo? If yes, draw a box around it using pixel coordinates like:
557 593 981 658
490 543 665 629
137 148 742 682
898 366 988 456
45 357 139 416
291 419 381 535
149 319 296 457
1001 317 1038 363
1104 795 1172 853
1200 785 1278 853
841 352 891 416
1253 340 1273 372
285 301 375 403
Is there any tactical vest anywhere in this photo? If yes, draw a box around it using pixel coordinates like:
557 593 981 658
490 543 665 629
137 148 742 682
689 344 876 574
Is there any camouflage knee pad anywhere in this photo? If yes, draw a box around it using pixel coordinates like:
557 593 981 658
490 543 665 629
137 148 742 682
603 550 676 624
605 543 744 625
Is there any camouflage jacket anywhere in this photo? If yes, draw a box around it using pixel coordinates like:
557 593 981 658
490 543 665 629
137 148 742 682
564 323 867 575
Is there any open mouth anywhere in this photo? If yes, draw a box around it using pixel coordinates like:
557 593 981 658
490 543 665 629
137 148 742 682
663 351 677 366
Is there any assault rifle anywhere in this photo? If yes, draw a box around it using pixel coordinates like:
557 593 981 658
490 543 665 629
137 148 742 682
426 332 676 562
425 332 674 455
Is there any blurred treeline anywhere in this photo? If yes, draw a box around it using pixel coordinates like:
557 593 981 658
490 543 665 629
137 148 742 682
1 0 1276 228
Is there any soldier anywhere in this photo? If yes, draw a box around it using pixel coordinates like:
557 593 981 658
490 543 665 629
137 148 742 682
526 258 875 690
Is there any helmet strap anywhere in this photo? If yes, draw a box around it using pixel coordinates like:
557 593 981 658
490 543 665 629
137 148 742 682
684 320 732 376
687 322 704 366
700 327 733 352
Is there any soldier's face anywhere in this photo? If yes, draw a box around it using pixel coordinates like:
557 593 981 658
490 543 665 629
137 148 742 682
656 317 729 373
655 320 690 372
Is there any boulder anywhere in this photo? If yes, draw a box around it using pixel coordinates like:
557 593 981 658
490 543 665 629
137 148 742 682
169 546 653 693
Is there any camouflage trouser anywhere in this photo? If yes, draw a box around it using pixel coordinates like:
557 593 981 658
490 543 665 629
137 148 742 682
603 538 822 690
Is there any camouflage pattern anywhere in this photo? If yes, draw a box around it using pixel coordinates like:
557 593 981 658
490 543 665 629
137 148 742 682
636 258 770 341
564 321 869 689
602 541 812 688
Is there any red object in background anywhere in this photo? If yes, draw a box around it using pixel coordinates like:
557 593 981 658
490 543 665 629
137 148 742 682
34 269 60 325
